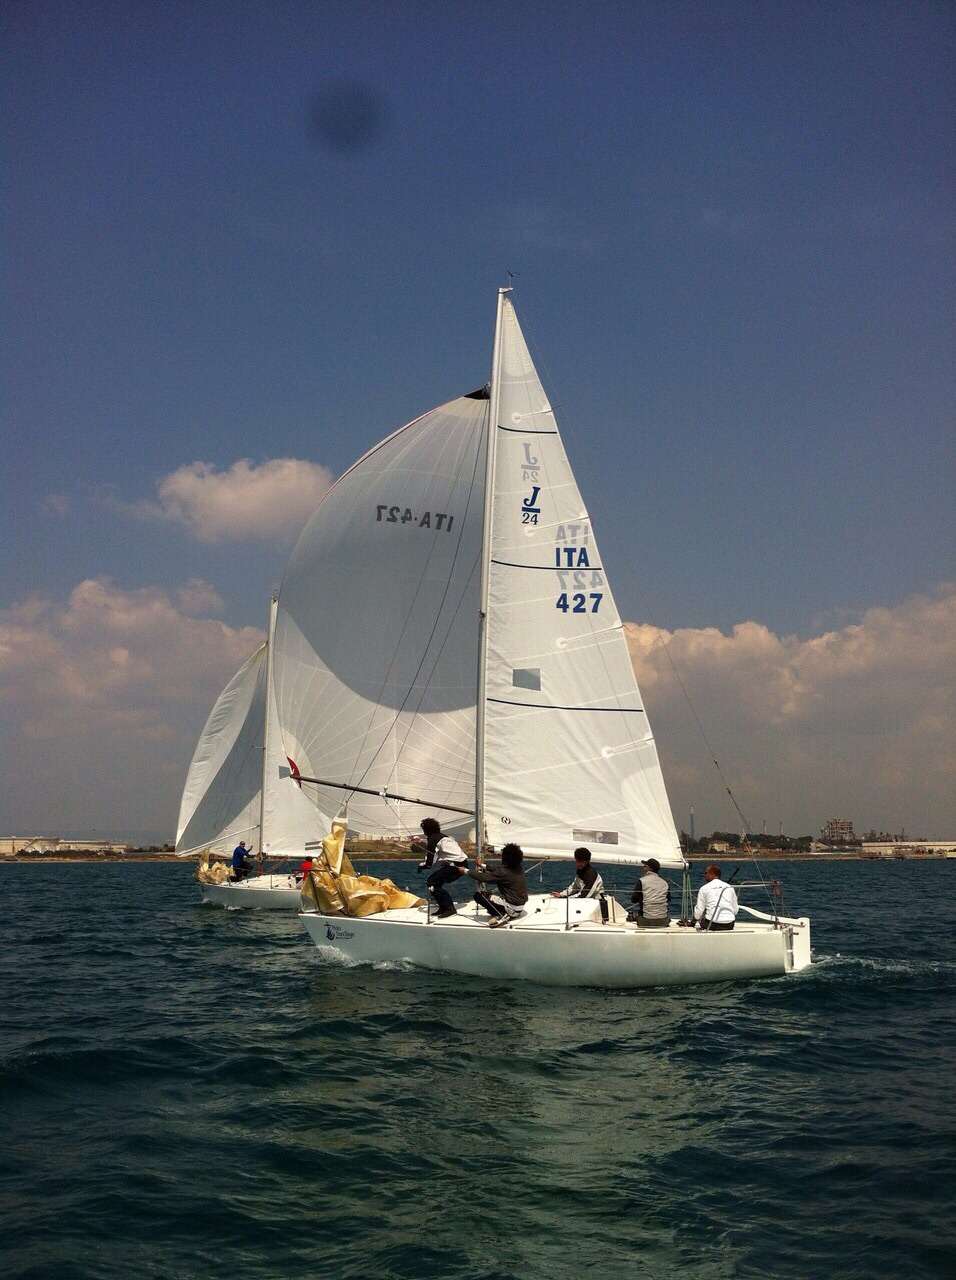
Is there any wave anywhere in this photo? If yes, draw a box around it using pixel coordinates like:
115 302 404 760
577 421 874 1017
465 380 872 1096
811 952 956 977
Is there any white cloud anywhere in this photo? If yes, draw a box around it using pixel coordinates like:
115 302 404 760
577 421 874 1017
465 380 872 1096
176 579 225 616
0 578 262 837
625 584 956 838
1 578 953 842
135 457 335 542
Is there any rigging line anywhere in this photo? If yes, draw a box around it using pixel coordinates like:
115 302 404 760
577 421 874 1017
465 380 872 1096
383 550 481 801
379 445 485 801
360 474 482 806
289 774 473 815
353 411 486 798
370 419 486 802
344 424 460 777
655 632 775 908
347 414 477 787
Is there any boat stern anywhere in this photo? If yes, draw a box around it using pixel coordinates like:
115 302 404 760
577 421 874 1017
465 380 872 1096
786 917 812 972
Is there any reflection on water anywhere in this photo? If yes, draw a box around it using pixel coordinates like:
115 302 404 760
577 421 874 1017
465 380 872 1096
1 859 954 1280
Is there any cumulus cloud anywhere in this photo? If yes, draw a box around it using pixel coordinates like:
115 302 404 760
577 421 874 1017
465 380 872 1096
626 584 956 838
134 457 335 542
176 579 225 616
1 577 953 842
0 578 263 837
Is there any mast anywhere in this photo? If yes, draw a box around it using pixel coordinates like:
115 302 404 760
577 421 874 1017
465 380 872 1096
474 287 509 858
258 594 278 855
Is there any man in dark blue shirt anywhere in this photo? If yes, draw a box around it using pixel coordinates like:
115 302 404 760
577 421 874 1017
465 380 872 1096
232 841 255 881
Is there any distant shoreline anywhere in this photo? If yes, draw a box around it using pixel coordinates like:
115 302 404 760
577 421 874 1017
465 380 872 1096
3 851 950 865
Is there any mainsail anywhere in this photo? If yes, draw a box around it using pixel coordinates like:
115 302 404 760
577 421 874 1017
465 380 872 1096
272 395 489 836
176 612 330 857
481 297 683 865
175 644 267 856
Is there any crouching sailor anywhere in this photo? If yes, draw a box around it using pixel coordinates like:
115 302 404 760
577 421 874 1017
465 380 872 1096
464 843 528 927
411 817 468 919
550 846 603 899
694 864 738 931
628 858 671 927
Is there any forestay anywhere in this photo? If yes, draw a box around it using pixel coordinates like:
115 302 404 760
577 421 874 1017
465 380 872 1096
273 394 489 837
262 619 332 854
482 297 683 866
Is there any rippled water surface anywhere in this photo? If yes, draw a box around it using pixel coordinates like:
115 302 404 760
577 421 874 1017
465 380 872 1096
2 859 955 1279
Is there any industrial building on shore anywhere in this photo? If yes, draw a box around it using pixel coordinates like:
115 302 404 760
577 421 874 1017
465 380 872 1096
1 836 130 856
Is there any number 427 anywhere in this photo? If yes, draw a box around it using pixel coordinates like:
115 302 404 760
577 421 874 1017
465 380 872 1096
556 592 602 613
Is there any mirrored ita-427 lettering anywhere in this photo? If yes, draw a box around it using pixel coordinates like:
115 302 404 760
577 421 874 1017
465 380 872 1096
376 506 455 531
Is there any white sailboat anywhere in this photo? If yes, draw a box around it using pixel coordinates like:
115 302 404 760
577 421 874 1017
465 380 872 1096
274 289 811 985
175 598 331 907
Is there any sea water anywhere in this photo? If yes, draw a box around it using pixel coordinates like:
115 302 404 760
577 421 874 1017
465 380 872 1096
2 859 954 1279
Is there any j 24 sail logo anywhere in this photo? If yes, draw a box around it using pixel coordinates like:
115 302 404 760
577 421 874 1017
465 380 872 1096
521 485 541 525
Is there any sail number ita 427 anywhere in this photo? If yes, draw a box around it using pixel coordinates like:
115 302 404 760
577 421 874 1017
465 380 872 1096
556 592 603 613
376 506 455 531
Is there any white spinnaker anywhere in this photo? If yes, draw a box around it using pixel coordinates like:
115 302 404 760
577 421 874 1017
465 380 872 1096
175 645 267 856
482 298 684 866
273 394 488 836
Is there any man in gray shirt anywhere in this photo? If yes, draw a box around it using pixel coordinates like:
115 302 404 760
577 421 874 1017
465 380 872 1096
628 858 671 927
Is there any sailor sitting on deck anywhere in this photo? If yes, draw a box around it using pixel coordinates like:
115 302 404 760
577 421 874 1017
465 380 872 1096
231 841 255 881
694 864 738 932
464 843 529 928
627 858 671 927
550 847 603 899
411 817 468 919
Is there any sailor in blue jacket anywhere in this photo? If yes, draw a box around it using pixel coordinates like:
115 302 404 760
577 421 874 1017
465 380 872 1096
232 841 255 881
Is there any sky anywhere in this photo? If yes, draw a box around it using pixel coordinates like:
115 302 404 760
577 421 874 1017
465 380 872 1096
2 0 953 842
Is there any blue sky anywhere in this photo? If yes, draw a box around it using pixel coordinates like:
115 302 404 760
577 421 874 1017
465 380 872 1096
3 1 954 839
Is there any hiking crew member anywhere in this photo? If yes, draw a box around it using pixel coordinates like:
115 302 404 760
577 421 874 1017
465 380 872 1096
694 864 739 931
232 841 255 881
551 847 603 899
629 857 671 927
412 817 467 918
465 843 529 928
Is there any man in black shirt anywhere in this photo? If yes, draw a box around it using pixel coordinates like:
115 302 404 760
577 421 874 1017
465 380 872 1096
464 843 528 927
550 847 604 900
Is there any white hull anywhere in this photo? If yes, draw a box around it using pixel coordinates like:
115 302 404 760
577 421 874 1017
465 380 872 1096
201 874 301 910
300 894 811 989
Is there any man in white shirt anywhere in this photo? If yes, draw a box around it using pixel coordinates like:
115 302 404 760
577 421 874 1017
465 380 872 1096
694 864 739 932
411 817 468 919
